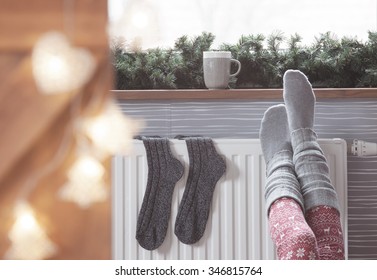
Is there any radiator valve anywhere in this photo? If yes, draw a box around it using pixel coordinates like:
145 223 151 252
351 139 377 156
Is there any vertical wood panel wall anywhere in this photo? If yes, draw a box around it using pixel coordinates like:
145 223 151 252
0 0 112 259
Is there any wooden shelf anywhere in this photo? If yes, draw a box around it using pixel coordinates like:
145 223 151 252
111 88 377 100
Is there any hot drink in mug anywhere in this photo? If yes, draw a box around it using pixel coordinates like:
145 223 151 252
203 51 241 89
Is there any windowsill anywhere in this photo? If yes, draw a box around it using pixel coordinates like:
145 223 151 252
111 88 377 100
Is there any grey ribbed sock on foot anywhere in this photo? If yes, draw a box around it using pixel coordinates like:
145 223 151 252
174 137 226 244
260 104 292 162
283 70 340 212
283 69 315 131
259 104 304 213
136 137 184 250
291 129 340 211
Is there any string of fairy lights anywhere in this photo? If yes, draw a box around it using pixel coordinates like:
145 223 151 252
5 30 140 259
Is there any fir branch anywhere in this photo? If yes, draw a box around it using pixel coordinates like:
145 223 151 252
111 31 377 89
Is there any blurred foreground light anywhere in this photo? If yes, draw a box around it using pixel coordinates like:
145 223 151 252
59 155 107 208
5 202 57 259
32 31 95 95
83 102 142 156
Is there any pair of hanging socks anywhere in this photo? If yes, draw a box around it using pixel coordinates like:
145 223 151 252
136 136 226 250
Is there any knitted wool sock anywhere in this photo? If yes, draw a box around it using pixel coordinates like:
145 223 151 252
283 69 315 132
259 104 304 213
283 70 345 259
136 137 184 250
269 198 319 260
260 104 292 162
305 206 345 260
283 69 340 212
174 137 226 244
291 129 340 212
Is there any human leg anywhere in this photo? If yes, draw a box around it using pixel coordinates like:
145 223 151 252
283 70 345 259
260 104 319 260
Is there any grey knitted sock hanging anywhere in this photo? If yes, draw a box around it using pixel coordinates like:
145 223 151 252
174 137 226 245
136 136 184 250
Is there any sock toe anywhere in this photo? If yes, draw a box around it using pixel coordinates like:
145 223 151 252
283 69 307 81
259 104 292 163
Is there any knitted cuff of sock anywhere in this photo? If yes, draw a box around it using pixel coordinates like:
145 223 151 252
265 150 305 215
290 128 340 213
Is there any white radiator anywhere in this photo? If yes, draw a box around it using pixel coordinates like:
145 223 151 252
112 139 348 260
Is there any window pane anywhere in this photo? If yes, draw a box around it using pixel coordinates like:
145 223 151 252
109 0 377 49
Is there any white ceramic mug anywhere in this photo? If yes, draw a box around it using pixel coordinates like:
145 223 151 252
203 51 241 89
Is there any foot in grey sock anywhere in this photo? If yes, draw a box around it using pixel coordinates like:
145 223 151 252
136 137 184 250
174 137 226 244
283 69 340 212
259 104 292 163
283 69 315 131
259 105 304 213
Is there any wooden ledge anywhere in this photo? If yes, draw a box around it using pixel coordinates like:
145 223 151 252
112 88 377 100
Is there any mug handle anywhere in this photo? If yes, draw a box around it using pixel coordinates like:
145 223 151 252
230 59 241 77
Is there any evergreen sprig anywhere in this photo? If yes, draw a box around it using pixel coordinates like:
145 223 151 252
112 31 377 89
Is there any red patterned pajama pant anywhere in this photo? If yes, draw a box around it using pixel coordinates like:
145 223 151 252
268 197 345 260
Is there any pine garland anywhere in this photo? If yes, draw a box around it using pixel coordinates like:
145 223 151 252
112 31 377 89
